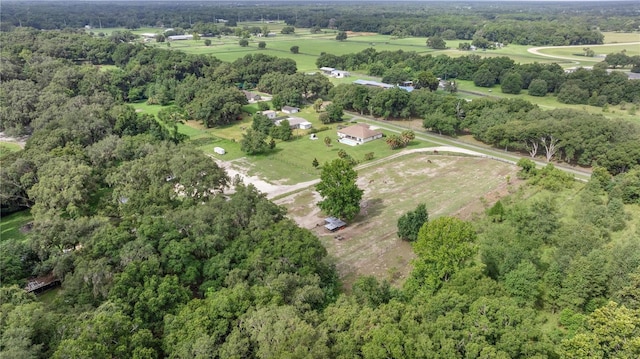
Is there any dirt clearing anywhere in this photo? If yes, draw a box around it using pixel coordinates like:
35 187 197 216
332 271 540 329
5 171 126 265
277 153 521 290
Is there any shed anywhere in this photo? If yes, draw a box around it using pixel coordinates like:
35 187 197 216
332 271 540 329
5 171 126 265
214 147 226 155
325 217 347 232
331 70 350 78
261 110 277 119
282 106 300 114
320 67 336 74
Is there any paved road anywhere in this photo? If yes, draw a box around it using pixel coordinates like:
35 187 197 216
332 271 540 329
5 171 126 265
348 112 592 182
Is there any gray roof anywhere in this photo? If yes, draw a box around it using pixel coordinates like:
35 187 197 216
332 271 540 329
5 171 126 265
325 217 347 231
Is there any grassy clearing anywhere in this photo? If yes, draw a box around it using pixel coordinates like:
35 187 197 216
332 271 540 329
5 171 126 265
539 44 640 61
0 210 32 243
454 79 638 121
280 154 519 288
0 142 23 156
602 31 640 44
130 99 436 183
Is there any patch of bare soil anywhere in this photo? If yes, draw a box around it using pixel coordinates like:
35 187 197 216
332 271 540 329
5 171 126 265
279 154 521 291
0 131 28 148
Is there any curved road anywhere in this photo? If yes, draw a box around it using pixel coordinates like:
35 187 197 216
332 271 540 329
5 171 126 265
527 42 640 63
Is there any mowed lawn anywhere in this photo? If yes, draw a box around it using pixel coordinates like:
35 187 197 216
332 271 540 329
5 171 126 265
132 101 437 184
279 154 519 289
0 210 32 243
537 44 640 63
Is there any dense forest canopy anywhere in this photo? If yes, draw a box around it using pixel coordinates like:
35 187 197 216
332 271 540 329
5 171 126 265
1 2 640 357
2 1 638 44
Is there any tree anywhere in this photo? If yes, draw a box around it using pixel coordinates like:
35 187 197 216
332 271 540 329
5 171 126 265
414 71 439 92
281 26 295 34
397 203 429 242
583 47 595 57
336 31 347 41
423 111 458 136
560 301 640 358
290 45 299 54
400 130 415 146
312 158 319 168
204 39 212 46
409 216 477 290
240 128 269 155
239 38 249 47
444 80 458 94
473 68 496 87
441 29 457 40
313 98 323 112
558 84 589 104
325 103 343 122
528 79 548 97
605 52 631 69
28 157 94 219
252 113 274 135
315 158 363 221
271 120 292 141
426 35 446 49
258 41 266 49
324 136 332 147
501 72 523 94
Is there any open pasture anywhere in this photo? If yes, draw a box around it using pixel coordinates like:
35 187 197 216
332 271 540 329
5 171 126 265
278 153 519 289
602 31 640 44
537 43 640 61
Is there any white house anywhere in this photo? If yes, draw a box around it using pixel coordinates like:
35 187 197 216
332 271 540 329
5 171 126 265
261 110 277 119
281 106 300 114
337 123 383 145
214 147 226 155
320 67 335 75
331 70 350 78
275 117 312 129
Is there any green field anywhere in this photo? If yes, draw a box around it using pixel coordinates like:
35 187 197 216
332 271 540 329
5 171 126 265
454 79 639 121
537 44 640 63
0 142 23 156
133 101 436 184
91 26 640 75
0 210 32 243
602 31 640 44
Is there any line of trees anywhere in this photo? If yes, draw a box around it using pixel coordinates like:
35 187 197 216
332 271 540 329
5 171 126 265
318 48 640 107
4 1 632 45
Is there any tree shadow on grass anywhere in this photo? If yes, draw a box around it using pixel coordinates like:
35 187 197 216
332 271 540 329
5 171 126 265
356 197 384 220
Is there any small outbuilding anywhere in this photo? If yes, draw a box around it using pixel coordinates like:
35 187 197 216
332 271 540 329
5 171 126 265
243 90 262 103
214 147 226 155
282 106 300 114
325 217 347 232
261 110 277 119
331 70 350 78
